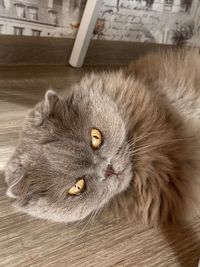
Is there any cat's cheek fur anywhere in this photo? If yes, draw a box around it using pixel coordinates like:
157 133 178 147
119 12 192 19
116 166 133 194
15 198 88 223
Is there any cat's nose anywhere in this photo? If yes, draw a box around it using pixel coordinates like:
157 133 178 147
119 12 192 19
105 164 116 178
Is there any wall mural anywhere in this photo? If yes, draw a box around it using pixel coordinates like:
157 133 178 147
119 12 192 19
0 0 199 46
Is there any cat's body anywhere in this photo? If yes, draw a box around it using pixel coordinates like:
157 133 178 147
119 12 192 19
5 48 200 225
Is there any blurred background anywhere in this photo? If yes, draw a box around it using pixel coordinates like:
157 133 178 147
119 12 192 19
0 0 199 45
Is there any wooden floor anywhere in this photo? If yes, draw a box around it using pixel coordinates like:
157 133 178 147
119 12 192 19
0 65 200 267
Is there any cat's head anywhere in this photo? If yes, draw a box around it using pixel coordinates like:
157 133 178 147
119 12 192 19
5 87 133 223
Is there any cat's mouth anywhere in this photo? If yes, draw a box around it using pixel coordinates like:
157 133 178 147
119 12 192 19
116 170 126 183
105 164 117 178
100 164 124 183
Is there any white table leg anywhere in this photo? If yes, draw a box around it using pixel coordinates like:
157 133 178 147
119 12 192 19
69 0 102 68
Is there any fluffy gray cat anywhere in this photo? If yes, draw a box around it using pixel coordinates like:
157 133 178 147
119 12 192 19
5 49 200 225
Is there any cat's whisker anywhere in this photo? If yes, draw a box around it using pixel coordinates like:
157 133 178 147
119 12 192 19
127 131 189 152
127 130 170 147
80 204 105 236
79 211 95 234
127 137 186 156
89 207 101 226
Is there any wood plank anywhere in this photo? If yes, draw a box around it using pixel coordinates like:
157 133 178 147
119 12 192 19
0 35 171 66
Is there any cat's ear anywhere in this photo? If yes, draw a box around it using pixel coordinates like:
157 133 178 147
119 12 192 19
5 153 28 199
31 90 60 126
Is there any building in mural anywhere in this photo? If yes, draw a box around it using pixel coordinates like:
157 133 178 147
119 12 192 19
114 0 192 12
0 0 62 36
0 0 85 37
152 0 192 12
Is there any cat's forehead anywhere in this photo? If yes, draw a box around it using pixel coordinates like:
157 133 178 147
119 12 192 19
44 93 118 136
70 85 115 112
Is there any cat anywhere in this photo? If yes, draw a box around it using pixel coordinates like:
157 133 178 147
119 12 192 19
5 48 200 225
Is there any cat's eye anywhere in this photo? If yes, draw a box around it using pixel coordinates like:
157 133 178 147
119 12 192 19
68 178 85 196
91 128 102 149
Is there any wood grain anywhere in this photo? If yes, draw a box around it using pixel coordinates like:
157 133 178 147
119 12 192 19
0 35 171 66
0 65 199 267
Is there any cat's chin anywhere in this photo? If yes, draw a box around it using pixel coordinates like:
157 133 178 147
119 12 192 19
115 165 133 194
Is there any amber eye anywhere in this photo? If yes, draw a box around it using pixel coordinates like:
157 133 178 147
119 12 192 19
68 178 85 196
91 128 102 149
